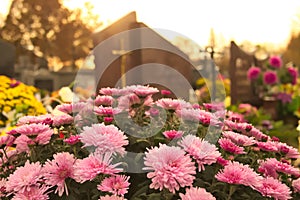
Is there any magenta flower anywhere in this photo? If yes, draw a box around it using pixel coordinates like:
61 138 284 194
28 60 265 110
222 131 256 146
162 130 183 139
254 177 291 200
292 178 300 193
218 138 246 154
269 55 282 68
143 144 196 193
80 123 128 156
179 187 216 200
215 161 262 187
64 135 80 145
179 135 221 171
6 161 43 194
247 66 261 80
74 153 122 183
256 141 278 152
17 114 53 126
277 92 292 104
0 135 15 147
263 71 278 85
43 152 76 196
98 175 130 196
11 186 49 200
94 106 115 116
276 142 300 159
288 66 298 85
0 178 7 198
126 85 159 97
161 89 172 96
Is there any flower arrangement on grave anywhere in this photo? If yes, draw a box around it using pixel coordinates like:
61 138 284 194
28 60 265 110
1 84 300 200
0 75 46 129
247 56 300 119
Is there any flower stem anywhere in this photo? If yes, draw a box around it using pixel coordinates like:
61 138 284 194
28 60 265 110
227 185 236 200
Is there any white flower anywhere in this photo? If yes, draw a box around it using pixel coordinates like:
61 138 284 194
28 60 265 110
58 87 74 103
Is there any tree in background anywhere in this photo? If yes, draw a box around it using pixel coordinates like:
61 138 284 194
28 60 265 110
0 0 101 70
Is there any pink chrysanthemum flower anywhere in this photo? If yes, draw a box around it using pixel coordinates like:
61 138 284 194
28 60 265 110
161 89 172 95
74 153 122 183
52 114 73 127
222 131 256 146
11 186 49 200
176 108 201 122
94 106 114 116
249 127 269 141
99 195 126 200
98 175 130 196
17 114 53 125
0 134 15 147
276 142 300 159
80 123 128 156
56 102 87 114
247 66 261 80
99 87 124 96
292 178 300 193
215 161 262 187
218 138 246 154
156 98 181 110
143 144 196 193
179 187 216 200
254 177 291 200
13 123 53 145
288 66 298 85
162 130 183 139
64 135 80 145
0 178 7 197
6 161 43 194
94 95 114 106
256 141 278 152
14 135 34 153
263 71 278 85
269 55 282 68
258 158 300 179
179 135 220 171
126 85 159 97
43 152 76 196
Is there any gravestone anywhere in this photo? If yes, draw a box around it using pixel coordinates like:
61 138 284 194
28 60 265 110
0 39 15 77
92 12 194 100
229 41 264 106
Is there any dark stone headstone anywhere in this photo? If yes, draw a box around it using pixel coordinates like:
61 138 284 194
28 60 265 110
0 39 15 77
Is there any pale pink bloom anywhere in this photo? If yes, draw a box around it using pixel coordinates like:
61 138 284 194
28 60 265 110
258 158 300 179
52 114 73 126
43 152 76 196
99 87 123 96
13 124 53 145
276 142 300 159
218 138 246 154
254 177 291 200
292 178 300 193
143 95 154 106
94 95 114 106
14 135 34 153
156 98 181 110
80 123 128 156
226 111 245 123
94 106 119 116
17 114 53 125
127 85 159 97
6 161 43 194
56 102 87 114
203 102 225 111
179 135 220 171
179 187 216 200
0 149 17 166
176 99 193 110
98 175 130 196
117 93 141 110
162 130 183 139
64 135 80 145
0 134 15 147
215 161 262 187
176 108 201 122
224 120 253 134
143 144 196 193
222 131 256 146
74 153 122 183
256 141 278 152
99 195 126 200
11 186 49 200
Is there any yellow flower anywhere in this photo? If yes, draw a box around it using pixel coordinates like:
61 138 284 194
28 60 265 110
3 106 11 113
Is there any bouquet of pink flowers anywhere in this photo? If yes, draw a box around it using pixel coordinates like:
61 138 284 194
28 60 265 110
1 85 300 200
247 56 298 101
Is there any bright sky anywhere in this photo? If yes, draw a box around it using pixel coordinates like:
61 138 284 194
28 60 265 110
1 0 300 48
